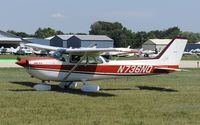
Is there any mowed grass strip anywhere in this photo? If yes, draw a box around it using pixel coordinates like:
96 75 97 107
0 59 17 62
0 54 48 60
1 54 200 60
0 68 200 125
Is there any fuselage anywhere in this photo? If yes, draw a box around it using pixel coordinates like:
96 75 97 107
16 57 177 82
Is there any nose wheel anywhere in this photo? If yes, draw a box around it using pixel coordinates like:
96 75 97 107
33 83 51 91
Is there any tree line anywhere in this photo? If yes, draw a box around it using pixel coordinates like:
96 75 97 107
7 21 200 48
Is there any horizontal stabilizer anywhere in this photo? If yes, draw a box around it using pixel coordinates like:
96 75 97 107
154 67 182 73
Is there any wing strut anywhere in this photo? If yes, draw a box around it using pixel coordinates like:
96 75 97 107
62 53 87 81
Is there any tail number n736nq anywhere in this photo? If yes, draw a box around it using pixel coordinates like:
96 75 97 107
117 65 153 74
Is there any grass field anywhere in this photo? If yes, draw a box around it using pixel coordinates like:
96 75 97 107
182 55 200 60
0 68 200 125
0 54 40 60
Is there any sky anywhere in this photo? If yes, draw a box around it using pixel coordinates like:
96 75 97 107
0 0 199 34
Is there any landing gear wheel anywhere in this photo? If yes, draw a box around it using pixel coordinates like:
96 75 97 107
80 84 100 92
33 84 51 91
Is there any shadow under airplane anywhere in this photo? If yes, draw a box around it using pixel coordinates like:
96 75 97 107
101 86 178 92
136 85 178 92
9 81 116 97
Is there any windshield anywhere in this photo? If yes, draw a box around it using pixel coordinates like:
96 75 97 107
52 49 69 61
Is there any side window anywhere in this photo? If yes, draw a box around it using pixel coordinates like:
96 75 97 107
60 53 69 62
80 58 87 64
87 56 103 64
88 56 96 64
70 55 82 63
69 55 104 64
95 56 104 64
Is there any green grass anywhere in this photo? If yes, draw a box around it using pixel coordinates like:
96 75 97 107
0 59 17 62
182 55 200 60
0 54 19 59
0 68 200 125
0 54 48 60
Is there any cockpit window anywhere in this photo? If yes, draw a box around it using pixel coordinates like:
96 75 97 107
52 50 107 64
88 56 96 64
69 55 103 64
60 53 69 62
102 56 109 62
86 56 104 64
70 55 82 63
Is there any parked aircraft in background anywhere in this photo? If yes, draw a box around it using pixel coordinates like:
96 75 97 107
12 46 33 55
183 49 200 56
0 46 7 54
103 46 140 57
16 37 187 92
33 50 48 56
183 51 194 55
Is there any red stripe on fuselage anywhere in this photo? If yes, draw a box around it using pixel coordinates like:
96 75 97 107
28 64 178 74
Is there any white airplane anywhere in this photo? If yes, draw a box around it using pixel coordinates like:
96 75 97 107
16 37 187 92
33 50 48 56
183 51 194 55
103 46 140 57
183 49 200 56
138 48 159 58
190 49 200 55
11 46 33 55
0 46 7 54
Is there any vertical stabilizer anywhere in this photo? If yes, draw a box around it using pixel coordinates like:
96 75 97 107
155 37 187 66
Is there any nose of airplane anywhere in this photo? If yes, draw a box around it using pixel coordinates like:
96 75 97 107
16 59 28 67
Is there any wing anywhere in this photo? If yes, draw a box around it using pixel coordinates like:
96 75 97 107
25 43 62 51
26 43 124 56
64 48 120 55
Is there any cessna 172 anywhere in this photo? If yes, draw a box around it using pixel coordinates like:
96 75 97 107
15 36 187 92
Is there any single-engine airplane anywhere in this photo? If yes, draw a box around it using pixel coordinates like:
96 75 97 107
15 36 187 92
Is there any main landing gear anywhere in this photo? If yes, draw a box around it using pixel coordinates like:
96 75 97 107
80 80 100 92
80 84 100 92
33 81 100 92
58 81 100 92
